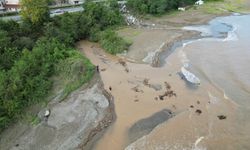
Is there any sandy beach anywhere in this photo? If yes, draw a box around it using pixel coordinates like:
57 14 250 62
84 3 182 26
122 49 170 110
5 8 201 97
77 3 250 149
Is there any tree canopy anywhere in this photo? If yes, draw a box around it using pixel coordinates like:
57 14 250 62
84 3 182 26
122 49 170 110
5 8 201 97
127 0 197 14
20 0 50 25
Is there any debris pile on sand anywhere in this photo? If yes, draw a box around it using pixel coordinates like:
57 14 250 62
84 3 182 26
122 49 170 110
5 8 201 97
195 109 202 115
217 115 227 120
132 85 144 93
158 82 177 100
118 59 129 72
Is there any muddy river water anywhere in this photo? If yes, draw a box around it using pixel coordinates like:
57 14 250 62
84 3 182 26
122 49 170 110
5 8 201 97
78 14 250 150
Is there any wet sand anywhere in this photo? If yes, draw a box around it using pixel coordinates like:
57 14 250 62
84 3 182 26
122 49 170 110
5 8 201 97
75 8 236 150
77 38 237 150
77 6 250 148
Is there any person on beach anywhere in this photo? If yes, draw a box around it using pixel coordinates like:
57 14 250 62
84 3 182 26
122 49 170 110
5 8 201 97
96 65 99 73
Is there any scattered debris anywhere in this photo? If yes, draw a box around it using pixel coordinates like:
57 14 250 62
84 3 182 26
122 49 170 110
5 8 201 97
109 86 112 91
132 86 143 93
118 59 129 73
164 82 171 90
134 99 139 102
101 68 106 72
190 105 194 108
118 59 126 67
143 79 149 86
44 109 50 118
172 105 176 109
217 115 227 120
195 109 202 115
157 82 177 101
197 101 200 104
154 97 158 100
178 7 186 11
159 95 164 100
44 109 51 121
195 0 204 5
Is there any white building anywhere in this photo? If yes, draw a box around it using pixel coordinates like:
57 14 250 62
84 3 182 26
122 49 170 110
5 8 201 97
4 0 20 11
68 0 84 5
0 0 5 11
195 0 204 5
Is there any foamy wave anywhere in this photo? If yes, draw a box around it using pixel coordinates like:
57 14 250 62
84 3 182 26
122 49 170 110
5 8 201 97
142 51 156 64
178 50 189 67
223 26 238 41
183 26 212 36
208 92 219 105
192 136 206 150
142 43 165 64
223 91 229 99
182 40 196 48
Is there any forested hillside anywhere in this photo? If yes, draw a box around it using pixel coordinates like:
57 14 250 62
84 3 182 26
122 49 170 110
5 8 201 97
0 0 129 132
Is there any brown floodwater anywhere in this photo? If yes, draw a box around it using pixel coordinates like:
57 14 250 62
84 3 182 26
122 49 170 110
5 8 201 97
78 14 250 150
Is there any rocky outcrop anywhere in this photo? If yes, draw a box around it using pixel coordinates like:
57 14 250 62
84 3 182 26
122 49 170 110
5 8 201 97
0 75 115 150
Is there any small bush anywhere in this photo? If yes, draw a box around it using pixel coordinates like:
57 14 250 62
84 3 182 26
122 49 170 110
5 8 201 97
99 30 131 54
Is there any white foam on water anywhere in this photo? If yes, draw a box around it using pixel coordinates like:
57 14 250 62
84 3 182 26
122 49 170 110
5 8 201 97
192 136 206 150
142 51 156 64
178 50 190 66
183 26 212 36
142 43 165 64
208 92 219 105
223 91 229 99
223 26 238 41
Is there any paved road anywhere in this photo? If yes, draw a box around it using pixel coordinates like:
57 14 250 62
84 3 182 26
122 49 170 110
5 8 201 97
0 6 83 21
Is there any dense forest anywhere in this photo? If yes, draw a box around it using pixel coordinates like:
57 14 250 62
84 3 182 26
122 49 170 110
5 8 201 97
127 0 223 15
127 0 197 14
0 0 129 132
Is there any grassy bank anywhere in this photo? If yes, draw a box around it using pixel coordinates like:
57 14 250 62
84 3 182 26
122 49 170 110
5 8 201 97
0 0 128 132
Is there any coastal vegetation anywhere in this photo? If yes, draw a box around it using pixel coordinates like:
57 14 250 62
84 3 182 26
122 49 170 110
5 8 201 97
127 0 197 15
0 0 128 132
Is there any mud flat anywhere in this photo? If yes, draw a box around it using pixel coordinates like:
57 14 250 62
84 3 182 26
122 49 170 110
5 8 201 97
77 10 247 149
78 33 238 149
0 74 115 150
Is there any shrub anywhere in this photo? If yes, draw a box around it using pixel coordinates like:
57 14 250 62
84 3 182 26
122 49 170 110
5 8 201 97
99 29 131 54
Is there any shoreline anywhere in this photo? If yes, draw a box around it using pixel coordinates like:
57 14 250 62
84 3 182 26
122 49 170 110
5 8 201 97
79 75 116 150
78 9 248 150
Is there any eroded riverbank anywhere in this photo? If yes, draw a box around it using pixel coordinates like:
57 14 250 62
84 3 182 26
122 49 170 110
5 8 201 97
0 73 115 150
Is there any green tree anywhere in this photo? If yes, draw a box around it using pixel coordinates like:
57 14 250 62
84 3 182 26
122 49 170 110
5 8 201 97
20 0 50 25
0 48 21 70
0 30 11 50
